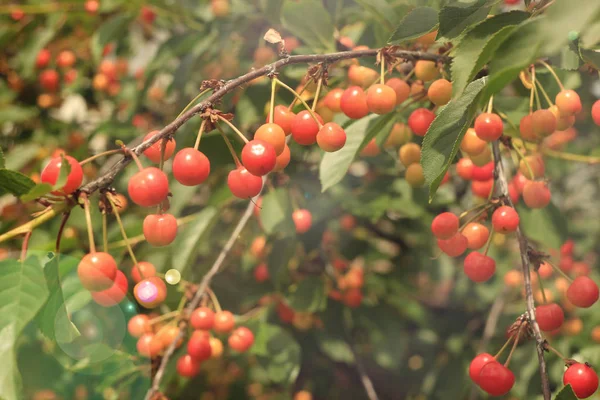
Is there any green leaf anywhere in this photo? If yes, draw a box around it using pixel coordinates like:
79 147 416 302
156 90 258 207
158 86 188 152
388 7 438 44
437 0 493 40
451 11 529 97
16 14 61 79
421 77 488 200
354 0 396 32
580 48 600 70
259 188 295 236
554 385 577 400
281 0 336 52
517 203 567 249
0 146 4 169
0 169 36 197
561 41 581 70
267 237 296 290
91 15 133 62
170 207 219 274
286 277 326 312
4 143 40 171
0 258 50 400
249 323 300 384
0 105 39 125
320 113 394 192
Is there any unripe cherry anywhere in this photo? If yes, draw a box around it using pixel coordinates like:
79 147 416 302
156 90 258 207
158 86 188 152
317 122 346 152
456 158 474 180
190 307 215 330
273 144 291 171
128 167 169 207
293 209 312 234
172 148 210 186
492 206 519 233
478 361 515 396
209 337 224 358
255 123 286 155
399 143 421 167
360 139 381 157
366 84 397 114
228 326 255 352
385 122 412 148
347 64 378 87
536 303 564 331
408 108 435 136
471 162 494 181
431 212 459 240
414 60 439 82
470 146 492 166
471 179 494 198
40 155 84 195
592 100 600 126
385 78 410 105
555 89 582 116
127 314 152 338
324 88 344 112
241 139 276 176
469 353 494 384
155 325 182 349
567 276 599 308
519 153 545 179
461 128 487 155
177 354 201 377
427 78 452 106
227 167 263 198
131 261 157 283
91 270 128 306
463 252 496 282
143 213 178 246
437 233 468 257
563 363 599 399
137 333 163 358
56 50 76 69
291 111 324 145
142 132 176 163
214 310 235 333
134 277 167 308
523 181 551 209
267 105 295 135
474 113 503 142
405 163 425 187
462 222 489 250
340 86 369 119
531 109 556 137
78 252 118 291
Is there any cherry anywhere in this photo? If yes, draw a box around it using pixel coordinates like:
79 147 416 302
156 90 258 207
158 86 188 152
140 6 156 24
561 240 575 257
462 222 490 250
190 307 215 330
39 69 59 92
519 114 537 142
478 361 515 396
40 155 83 195
519 153 545 179
461 128 487 155
563 363 599 399
273 144 291 171
131 261 157 283
291 110 324 145
36 49 51 69
414 60 439 82
560 256 575 274
292 209 312 234
254 263 270 282
11 9 25 21
342 288 363 308
134 276 167 308
137 333 163 358
469 353 494 384
187 330 212 361
255 123 286 155
176 354 201 377
555 90 582 116
405 163 425 187
156 325 182 348
470 146 492 166
456 158 474 180
437 233 468 257
536 303 564 331
385 122 412 148
77 252 118 292
408 108 435 137
324 88 344 112
84 0 99 14
56 50 76 69
474 113 503 142
523 181 551 209
431 212 459 240
463 252 496 282
471 179 494 198
344 267 364 289
491 206 519 233
592 100 600 126
428 79 452 106
64 69 78 84
366 84 397 114
227 167 263 198
538 261 553 278
317 122 346 152
567 276 599 308
471 162 494 181
241 139 277 176
348 65 378 87
212 0 230 18
267 105 295 135
228 326 255 352
171 147 210 186
128 167 169 207
277 302 295 323
531 109 556 137
340 86 369 119
360 139 381 157
91 270 128 306
512 172 530 194
142 132 176 163
143 213 177 246
340 214 356 231
399 143 421 167
127 314 152 338
505 0 520 4
508 182 520 204
209 337 224 358
250 236 267 258
385 78 410 105
214 310 235 333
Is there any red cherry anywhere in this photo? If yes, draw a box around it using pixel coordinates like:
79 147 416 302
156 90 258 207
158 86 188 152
592 100 600 126
555 90 582 116
474 113 503 142
469 353 494 384
127 167 169 207
39 69 59 91
508 182 520 204
431 212 459 240
214 310 235 333
10 9 25 21
140 6 157 24
561 240 575 257
255 123 286 155
536 303 564 331
504 0 520 4
560 256 574 273
291 111 324 145
143 213 177 246
385 78 410 105
136 333 163 358
64 69 78 84
91 270 128 307
532 109 556 137
267 105 295 135
254 263 270 283
478 361 515 396
241 139 276 176
187 330 212 361
177 354 200 377
36 49 51 69
523 181 551 209
131 261 157 283
463 252 496 282
277 302 295 323
340 86 369 119
567 276 599 308
471 179 494 198
456 158 474 180
40 155 83 195
142 131 176 163
77 252 118 291
437 233 468 257
366 84 396 114
227 167 263 198
172 148 210 186
491 206 519 233
343 288 363 308
512 172 530 194
324 88 344 112
462 222 490 250
228 326 254 352
408 108 435 137
84 0 99 14
563 363 599 399
519 114 537 142
134 277 167 308
190 307 215 330
317 122 346 152
471 162 494 182
127 314 152 338
56 50 76 69
292 209 312 234
273 145 291 172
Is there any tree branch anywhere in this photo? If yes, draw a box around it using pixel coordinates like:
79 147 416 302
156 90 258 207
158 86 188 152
491 141 551 400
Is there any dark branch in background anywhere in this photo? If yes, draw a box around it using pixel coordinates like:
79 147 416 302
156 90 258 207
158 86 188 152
491 141 551 400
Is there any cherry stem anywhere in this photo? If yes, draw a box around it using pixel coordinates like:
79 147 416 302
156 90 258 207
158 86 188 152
287 77 313 111
81 194 96 253
511 143 535 180
458 204 493 231
20 231 32 262
177 88 211 119
538 60 565 91
122 145 144 171
79 149 123 166
533 78 543 110
547 260 574 283
216 123 242 167
106 193 141 277
269 78 277 123
535 79 554 107
206 287 222 313
403 67 416 81
529 67 536 114
217 115 249 144
504 321 524 367
494 335 514 359
275 78 324 129
102 211 108 253
55 211 70 253
546 343 568 361
158 138 168 171
312 76 323 112
194 119 207 151
149 311 178 325
380 56 385 85
483 231 495 256
487 95 494 114
537 271 548 304
541 148 600 164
